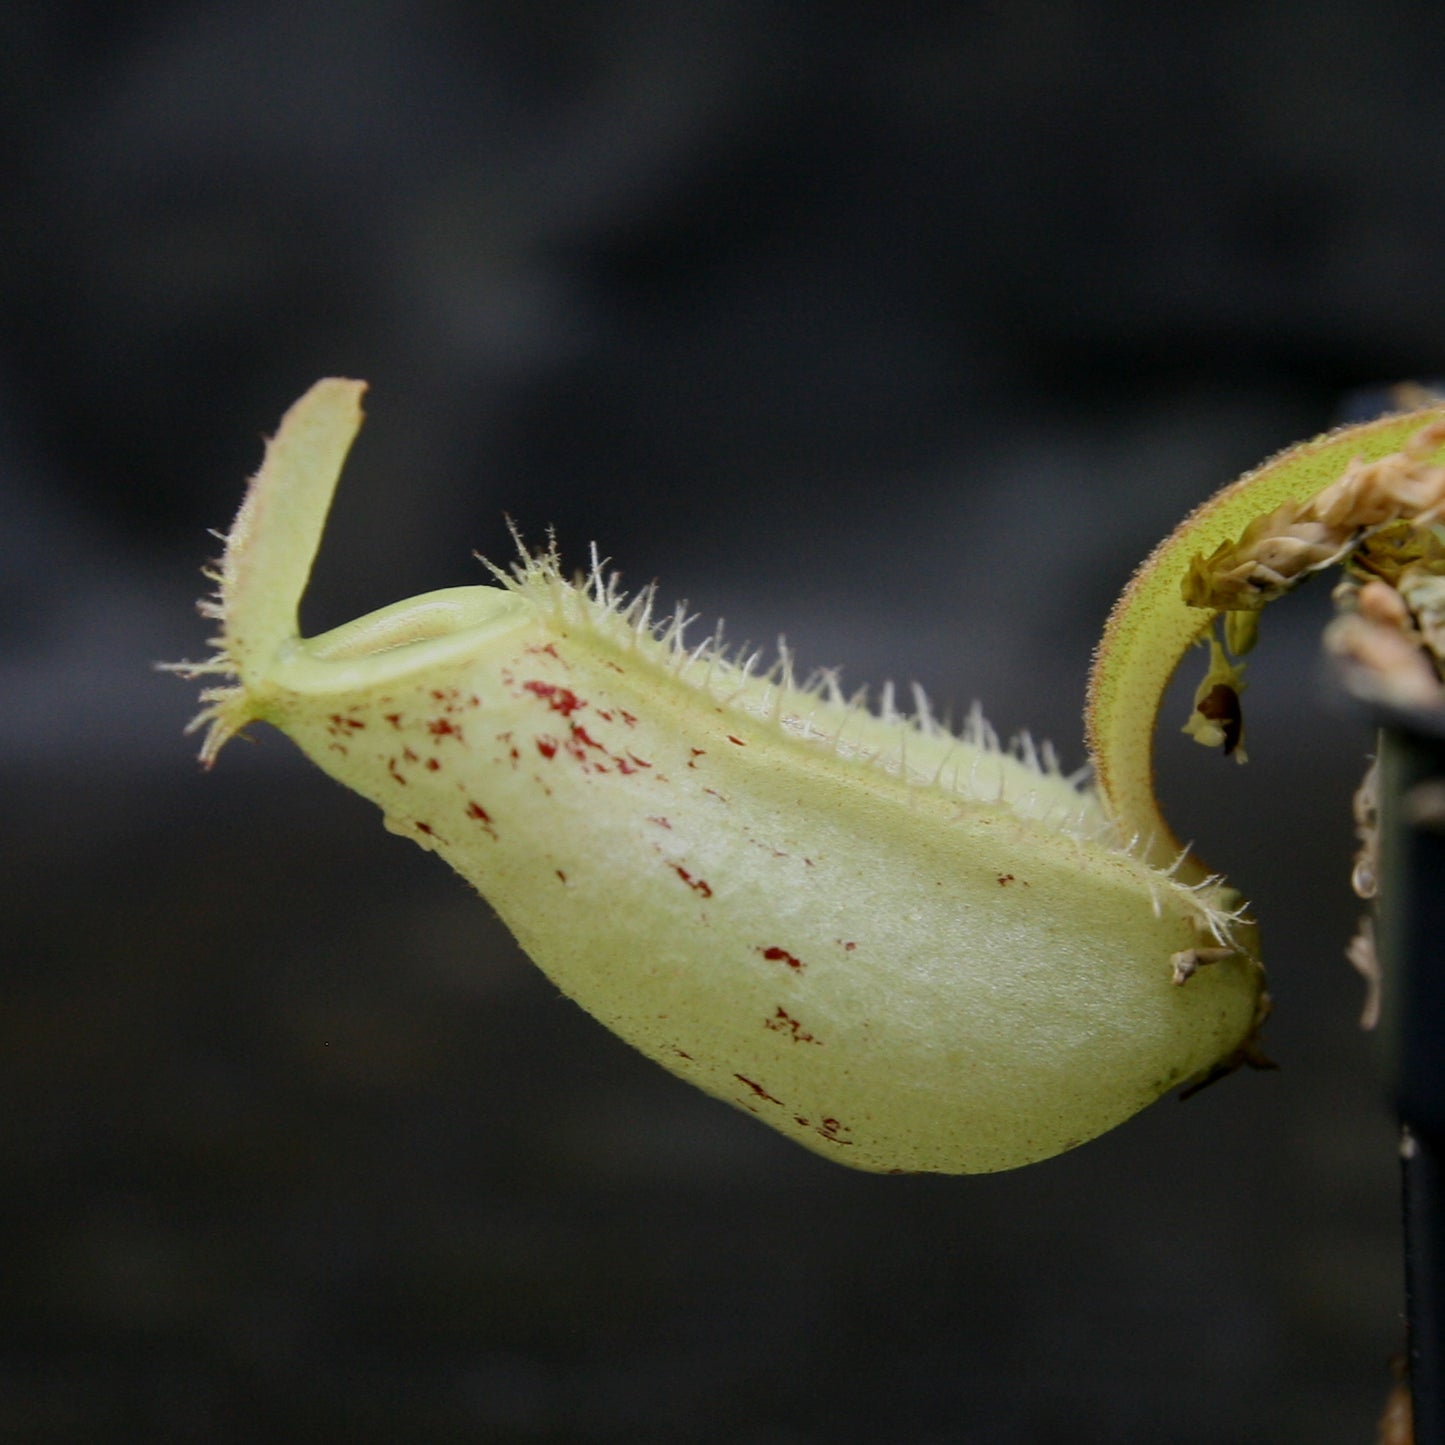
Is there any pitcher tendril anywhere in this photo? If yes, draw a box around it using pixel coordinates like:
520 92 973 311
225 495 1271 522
1113 403 1445 1033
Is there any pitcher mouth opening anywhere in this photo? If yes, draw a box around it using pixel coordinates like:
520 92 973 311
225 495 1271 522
269 585 534 695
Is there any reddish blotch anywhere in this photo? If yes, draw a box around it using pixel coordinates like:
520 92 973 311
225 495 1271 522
672 864 713 898
759 945 804 972
522 680 586 716
734 1074 782 1105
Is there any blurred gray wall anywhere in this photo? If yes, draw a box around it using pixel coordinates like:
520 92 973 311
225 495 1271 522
2 5 1439 1441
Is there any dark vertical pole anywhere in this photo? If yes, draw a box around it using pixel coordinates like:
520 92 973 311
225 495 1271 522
1378 716 1445 1442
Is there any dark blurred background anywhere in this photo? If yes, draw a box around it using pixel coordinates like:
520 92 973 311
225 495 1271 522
2 4 1440 1441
